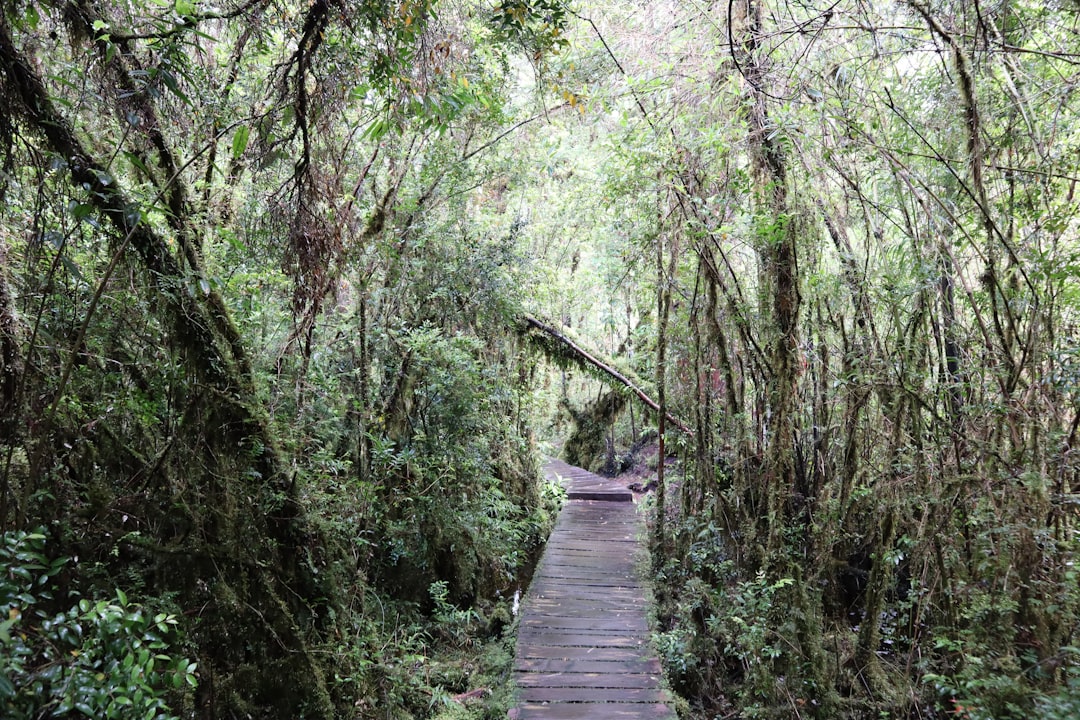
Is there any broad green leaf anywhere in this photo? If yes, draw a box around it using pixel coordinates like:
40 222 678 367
362 117 390 142
59 256 84 282
158 68 191 106
231 125 250 160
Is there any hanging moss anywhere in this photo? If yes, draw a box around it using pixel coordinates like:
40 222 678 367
562 389 629 473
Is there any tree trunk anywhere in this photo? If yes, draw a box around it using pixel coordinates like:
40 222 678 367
737 0 802 553
0 18 335 718
654 226 672 568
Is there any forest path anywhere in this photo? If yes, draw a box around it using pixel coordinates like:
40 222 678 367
509 460 674 719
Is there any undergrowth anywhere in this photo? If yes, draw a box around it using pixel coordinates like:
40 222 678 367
324 573 524 719
649 466 1080 720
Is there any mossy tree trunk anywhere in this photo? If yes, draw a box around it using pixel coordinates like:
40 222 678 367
733 1 834 713
0 13 336 718
562 389 628 473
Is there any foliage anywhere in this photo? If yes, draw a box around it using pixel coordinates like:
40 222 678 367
3 0 1080 717
491 0 570 61
1034 675 1080 720
319 577 522 719
0 0 560 716
0 529 195 720
653 514 814 717
516 1 1080 717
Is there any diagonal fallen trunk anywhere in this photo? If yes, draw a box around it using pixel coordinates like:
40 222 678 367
519 314 691 435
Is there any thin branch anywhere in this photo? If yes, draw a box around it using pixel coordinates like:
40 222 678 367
460 104 568 162
108 0 268 42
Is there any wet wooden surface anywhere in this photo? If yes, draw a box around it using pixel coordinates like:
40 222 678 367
510 461 674 719
544 459 634 501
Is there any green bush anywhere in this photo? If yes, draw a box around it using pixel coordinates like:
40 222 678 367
1035 675 1080 720
0 528 196 719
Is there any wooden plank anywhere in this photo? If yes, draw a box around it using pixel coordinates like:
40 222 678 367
517 632 647 647
567 489 633 501
535 561 635 569
528 579 642 589
512 703 673 719
523 605 645 617
516 672 661 688
539 547 638 558
525 606 645 617
526 593 644 604
547 526 638 535
525 593 644 603
536 569 637 581
522 617 648 632
514 657 662 674
518 628 643 640
541 548 637 557
528 577 644 589
526 588 643 597
518 687 670 703
514 462 675 719
515 645 649 661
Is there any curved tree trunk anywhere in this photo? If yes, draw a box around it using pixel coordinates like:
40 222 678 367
0 16 335 718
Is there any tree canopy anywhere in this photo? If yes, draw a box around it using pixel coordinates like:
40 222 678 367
1 1 1079 718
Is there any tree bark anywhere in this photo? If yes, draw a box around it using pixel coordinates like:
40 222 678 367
734 0 802 551
654 224 671 567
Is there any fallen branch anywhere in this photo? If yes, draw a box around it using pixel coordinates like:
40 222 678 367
451 688 489 704
520 315 692 435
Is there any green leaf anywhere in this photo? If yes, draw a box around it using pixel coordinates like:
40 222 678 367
362 117 390 142
59 256 85 282
42 230 64 249
0 617 16 644
124 151 150 175
158 68 191 106
69 202 95 220
231 125 250 160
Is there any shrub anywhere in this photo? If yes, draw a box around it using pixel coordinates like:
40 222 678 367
0 528 196 719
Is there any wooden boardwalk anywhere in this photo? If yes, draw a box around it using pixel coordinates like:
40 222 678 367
511 460 674 719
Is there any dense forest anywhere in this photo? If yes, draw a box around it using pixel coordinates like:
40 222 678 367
1 0 1078 718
